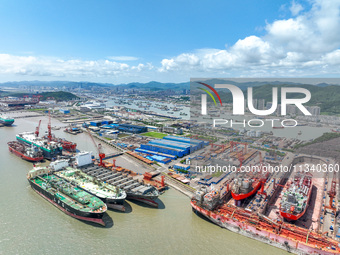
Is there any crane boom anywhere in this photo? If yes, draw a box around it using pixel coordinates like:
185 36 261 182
47 110 52 141
85 127 106 167
35 120 42 137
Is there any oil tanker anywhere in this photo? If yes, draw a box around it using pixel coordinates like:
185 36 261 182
8 141 43 162
279 171 313 221
53 159 127 211
27 163 107 226
191 190 340 254
76 152 160 207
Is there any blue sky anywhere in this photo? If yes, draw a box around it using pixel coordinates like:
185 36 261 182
0 0 339 83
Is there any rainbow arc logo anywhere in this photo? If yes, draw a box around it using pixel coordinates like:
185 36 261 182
198 82 223 107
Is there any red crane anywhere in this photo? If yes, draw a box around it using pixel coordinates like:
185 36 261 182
47 110 52 141
85 127 106 167
35 120 42 137
325 172 337 212
258 152 268 198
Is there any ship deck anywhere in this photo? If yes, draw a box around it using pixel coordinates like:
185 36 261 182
80 164 157 196
55 168 125 199
32 175 105 213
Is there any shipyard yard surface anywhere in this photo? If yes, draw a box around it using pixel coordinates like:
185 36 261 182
0 115 290 255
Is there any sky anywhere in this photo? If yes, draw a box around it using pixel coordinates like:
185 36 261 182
0 0 340 84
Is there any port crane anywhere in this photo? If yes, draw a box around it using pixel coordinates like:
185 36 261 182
35 120 42 137
325 172 337 212
85 127 106 167
257 152 268 198
47 110 52 141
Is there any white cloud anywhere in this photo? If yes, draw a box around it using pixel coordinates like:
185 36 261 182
107 56 139 61
290 0 304 16
159 0 340 77
1 0 340 83
0 54 152 78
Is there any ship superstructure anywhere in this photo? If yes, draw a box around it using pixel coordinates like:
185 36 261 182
279 171 313 221
16 132 63 160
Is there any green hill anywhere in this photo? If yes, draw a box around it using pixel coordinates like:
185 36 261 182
8 91 79 101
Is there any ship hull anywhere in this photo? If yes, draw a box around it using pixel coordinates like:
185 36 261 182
0 119 14 126
8 145 43 162
62 144 77 152
126 192 159 207
191 201 339 255
279 211 304 221
28 179 105 226
16 136 62 160
231 182 261 201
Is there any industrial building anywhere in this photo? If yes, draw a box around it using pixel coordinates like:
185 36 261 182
136 135 208 158
140 144 185 157
118 124 147 134
59 109 70 114
134 148 177 160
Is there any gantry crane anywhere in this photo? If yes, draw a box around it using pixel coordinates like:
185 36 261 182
325 172 337 212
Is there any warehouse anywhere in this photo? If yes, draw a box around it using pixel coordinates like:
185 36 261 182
140 144 185 157
148 139 191 154
134 148 177 160
163 135 208 150
118 124 147 134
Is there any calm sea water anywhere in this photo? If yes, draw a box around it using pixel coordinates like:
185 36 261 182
0 116 289 255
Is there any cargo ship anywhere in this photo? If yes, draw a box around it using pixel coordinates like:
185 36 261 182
27 164 107 226
279 172 313 221
231 173 266 202
49 137 77 152
0 115 14 126
191 190 340 254
76 152 160 207
54 160 127 211
8 141 43 162
16 132 63 160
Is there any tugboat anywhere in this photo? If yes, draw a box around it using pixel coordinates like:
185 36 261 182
8 141 43 162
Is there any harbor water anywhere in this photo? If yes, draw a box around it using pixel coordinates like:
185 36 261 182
0 116 291 255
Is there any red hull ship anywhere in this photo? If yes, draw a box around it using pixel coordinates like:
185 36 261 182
8 141 43 162
279 172 313 221
231 172 267 201
231 179 262 200
191 198 340 254
55 138 77 152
